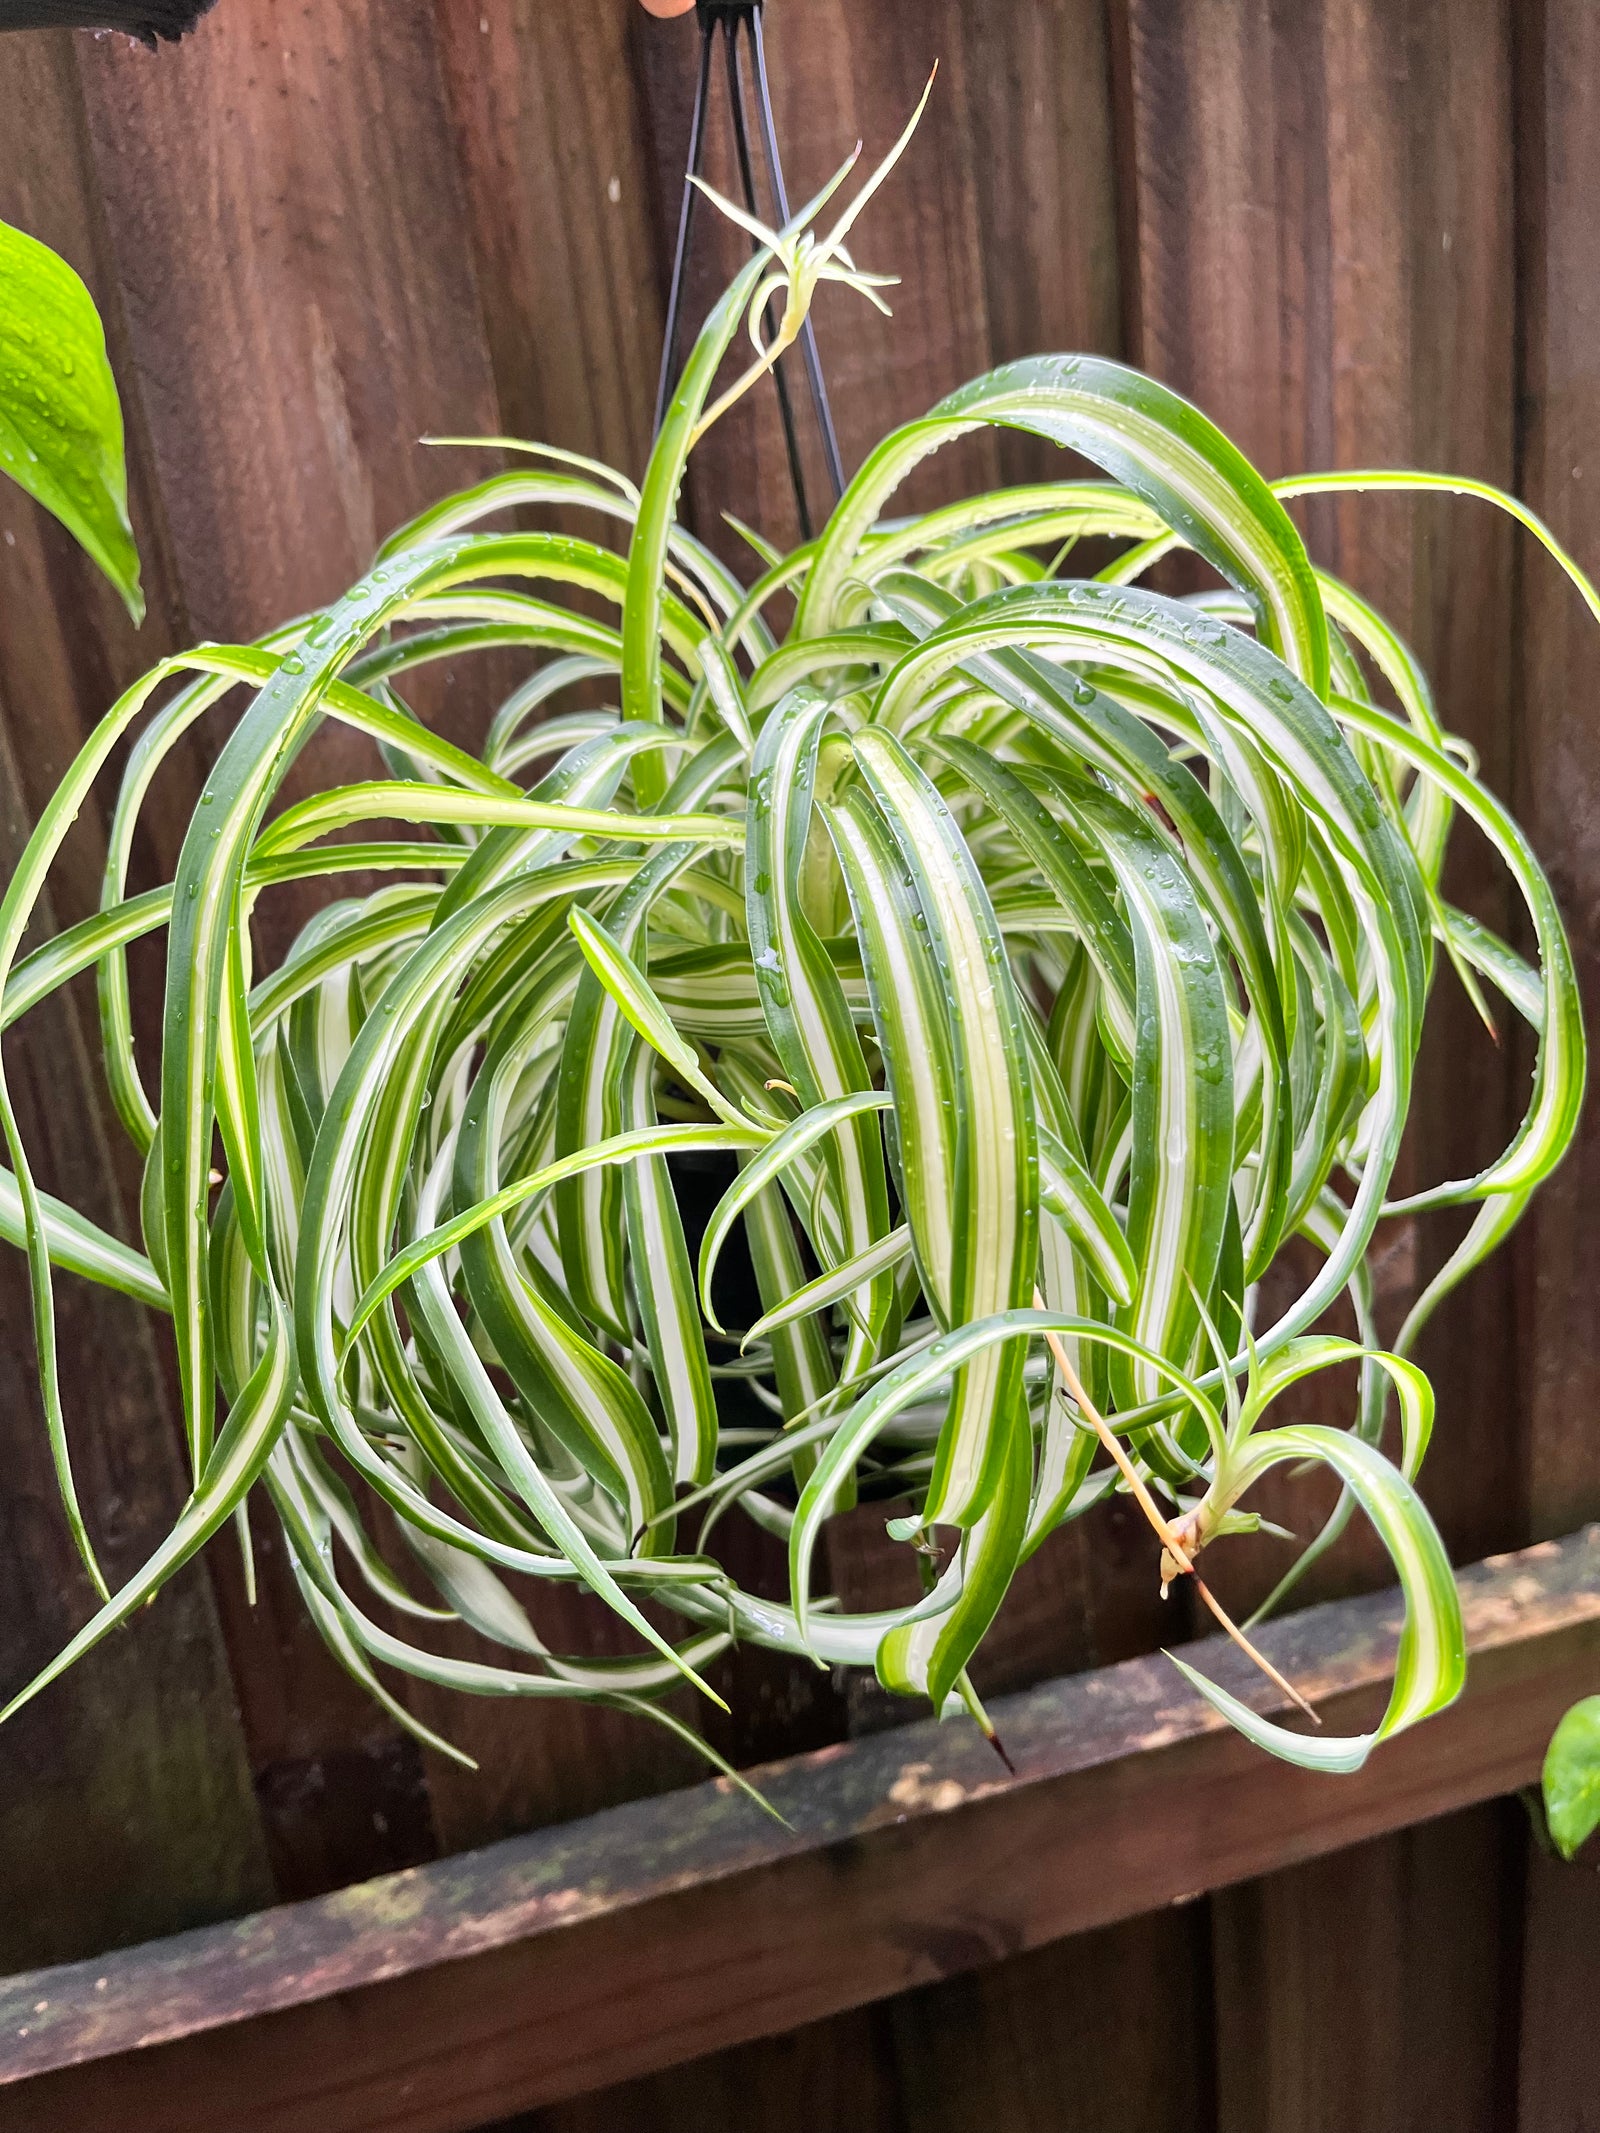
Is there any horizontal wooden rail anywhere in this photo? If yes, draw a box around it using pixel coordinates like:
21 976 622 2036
3 1525 1596 2133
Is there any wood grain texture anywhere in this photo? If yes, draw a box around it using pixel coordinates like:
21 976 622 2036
433 0 665 486
504 1906 1213 2133
1512 0 1600 1546
1118 14 1531 2133
513 1909 1213 2133
1121 0 1521 1599
74 3 499 643
515 2002 907 2133
885 1904 1216 2133
633 0 1000 565
955 0 1125 477
0 737 274 1970
630 0 1162 1753
949 0 1178 1711
0 26 273 1970
62 0 518 1895
1 1527 1594 2131
1515 1839 1600 2133
1214 1799 1522 2133
0 3 1598 2112
1511 7 1600 2126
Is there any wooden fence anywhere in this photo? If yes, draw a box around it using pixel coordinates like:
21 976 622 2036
0 1 1596 2127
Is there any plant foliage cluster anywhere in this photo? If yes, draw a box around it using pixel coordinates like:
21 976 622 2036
0 138 1591 1785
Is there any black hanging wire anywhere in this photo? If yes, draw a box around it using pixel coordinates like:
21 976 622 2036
653 0 844 541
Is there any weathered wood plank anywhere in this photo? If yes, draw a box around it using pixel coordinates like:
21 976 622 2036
60 0 518 1896
809 0 1164 1729
512 1909 1213 2133
0 26 273 1971
75 5 501 648
955 0 1124 478
1121 0 1521 1596
1510 4 1600 2123
626 2 1168 1808
516 1897 1213 2133
1213 1798 1522 2132
946 0 1179 1727
1512 0 1600 1547
1118 12 1526 2132
1515 1838 1600 2131
1 1527 1593 2133
518 2001 907 2133
433 0 666 488
884 1904 1215 2133
632 0 1000 564
1393 0 1523 1574
0 756 275 1974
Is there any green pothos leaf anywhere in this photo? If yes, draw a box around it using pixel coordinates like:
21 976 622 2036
0 217 142 618
1542 1697 1600 1862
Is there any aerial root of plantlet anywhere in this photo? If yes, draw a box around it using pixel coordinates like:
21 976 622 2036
1033 1302 1321 1727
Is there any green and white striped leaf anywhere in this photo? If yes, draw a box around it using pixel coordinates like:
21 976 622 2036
0 165 1582 1785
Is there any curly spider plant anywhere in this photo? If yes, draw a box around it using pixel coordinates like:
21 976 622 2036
1 110 1589 1789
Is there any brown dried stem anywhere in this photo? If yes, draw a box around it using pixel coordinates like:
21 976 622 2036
1035 1305 1320 1726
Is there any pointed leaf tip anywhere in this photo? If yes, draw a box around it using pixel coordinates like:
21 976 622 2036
0 219 143 621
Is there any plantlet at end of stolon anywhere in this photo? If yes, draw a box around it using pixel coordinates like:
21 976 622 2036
0 82 1590 1798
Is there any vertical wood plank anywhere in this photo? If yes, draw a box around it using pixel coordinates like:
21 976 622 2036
1515 1844 1600 2131
75 0 733 1875
75 5 501 646
1397 0 1523 1574
1511 0 1600 1546
632 0 1000 567
1120 0 1521 1596
1110 0 1401 1632
1213 1803 1521 2133
887 1905 1217 2133
404 1593 707 1863
60 0 520 1896
1511 4 1600 2123
0 735 275 1968
501 1903 1216 2133
1118 8 1526 2132
0 28 274 1970
510 2001 907 2133
626 0 1167 1734
949 0 1183 1712
432 0 666 486
958 0 1125 473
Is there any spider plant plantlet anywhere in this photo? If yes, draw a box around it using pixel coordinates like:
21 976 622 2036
1 95 1590 1788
